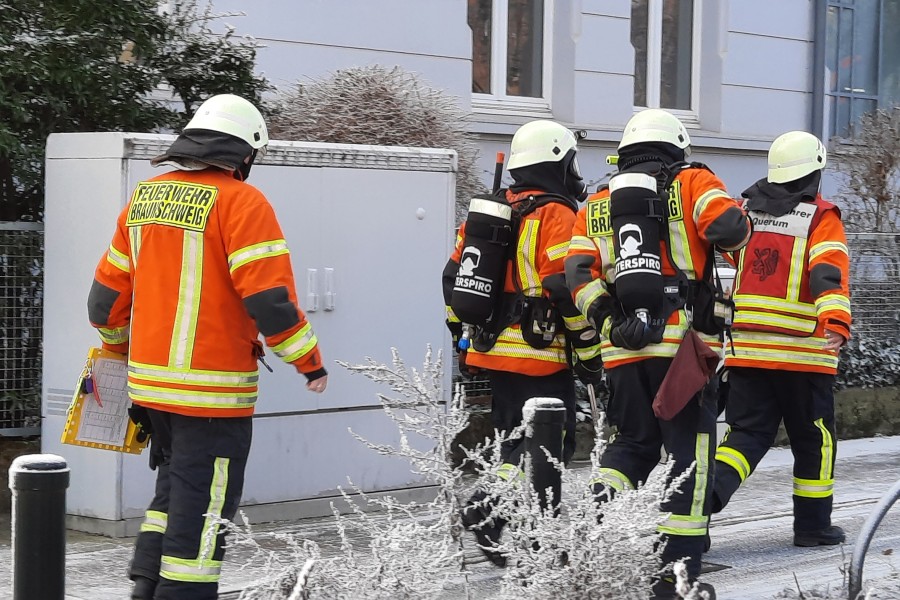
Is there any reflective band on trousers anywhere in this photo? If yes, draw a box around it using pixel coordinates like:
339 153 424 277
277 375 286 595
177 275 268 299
716 446 752 482
140 510 167 534
497 463 524 482
691 433 710 518
159 457 229 584
793 477 835 499
658 514 709 536
589 468 634 492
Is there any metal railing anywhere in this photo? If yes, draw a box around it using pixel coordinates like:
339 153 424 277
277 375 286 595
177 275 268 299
846 233 900 344
0 222 43 436
848 478 900 599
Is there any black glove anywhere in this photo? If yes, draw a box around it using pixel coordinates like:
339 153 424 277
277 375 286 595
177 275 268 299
128 404 153 443
609 317 657 351
572 355 604 386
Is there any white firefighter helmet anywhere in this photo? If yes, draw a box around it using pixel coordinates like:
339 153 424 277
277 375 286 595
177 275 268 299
506 120 579 170
618 108 691 154
767 131 827 184
185 94 269 153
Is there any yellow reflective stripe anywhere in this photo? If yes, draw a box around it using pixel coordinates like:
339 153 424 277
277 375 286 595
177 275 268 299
98 326 129 345
669 220 696 278
128 363 258 385
574 343 603 361
728 347 838 370
575 279 608 318
129 360 257 379
569 235 597 252
272 323 318 363
227 239 289 273
129 226 142 269
160 556 222 582
786 238 806 302
815 294 851 315
546 241 570 261
563 313 592 331
446 307 460 323
140 510 167 534
793 476 835 499
692 188 730 224
658 514 708 536
106 244 130 272
128 383 256 408
128 369 258 388
692 433 710 517
814 418 834 480
199 457 229 565
517 220 541 294
734 294 818 317
716 446 751 482
478 342 567 363
733 310 817 334
728 331 827 350
497 462 524 482
809 241 848 261
169 231 203 369
589 468 635 491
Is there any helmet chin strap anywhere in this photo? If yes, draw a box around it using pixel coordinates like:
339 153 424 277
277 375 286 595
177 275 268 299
234 149 258 181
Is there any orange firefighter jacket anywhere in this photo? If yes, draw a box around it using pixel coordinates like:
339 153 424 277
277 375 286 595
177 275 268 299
566 167 752 369
726 195 851 374
444 189 599 376
88 169 325 418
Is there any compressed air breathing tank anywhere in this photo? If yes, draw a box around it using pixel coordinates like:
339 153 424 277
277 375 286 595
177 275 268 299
608 172 665 324
450 194 514 328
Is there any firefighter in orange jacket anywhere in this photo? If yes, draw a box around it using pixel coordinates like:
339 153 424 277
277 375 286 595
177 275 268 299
88 94 327 600
565 109 751 599
443 120 602 566
712 131 851 548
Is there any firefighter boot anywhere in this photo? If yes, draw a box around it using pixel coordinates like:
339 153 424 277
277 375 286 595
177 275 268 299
650 577 717 600
130 576 156 600
460 490 508 567
794 525 846 547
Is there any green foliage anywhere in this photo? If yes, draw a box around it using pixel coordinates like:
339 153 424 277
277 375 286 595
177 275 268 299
0 0 268 220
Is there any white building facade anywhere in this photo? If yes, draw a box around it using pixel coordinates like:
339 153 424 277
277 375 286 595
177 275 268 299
208 0 898 200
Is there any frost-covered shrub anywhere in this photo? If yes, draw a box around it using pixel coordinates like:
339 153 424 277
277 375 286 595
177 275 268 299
233 348 702 599
265 66 484 221
836 337 900 390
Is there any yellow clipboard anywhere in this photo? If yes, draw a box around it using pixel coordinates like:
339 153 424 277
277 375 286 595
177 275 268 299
61 347 148 454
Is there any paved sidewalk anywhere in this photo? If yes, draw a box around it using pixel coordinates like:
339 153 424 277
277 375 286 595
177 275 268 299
1 436 898 599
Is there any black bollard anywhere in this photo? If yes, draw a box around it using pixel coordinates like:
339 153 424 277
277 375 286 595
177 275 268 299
524 397 565 514
8 454 69 600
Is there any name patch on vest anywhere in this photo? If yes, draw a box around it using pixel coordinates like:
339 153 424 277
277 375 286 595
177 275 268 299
586 197 612 237
667 180 684 222
126 181 219 232
749 205 816 239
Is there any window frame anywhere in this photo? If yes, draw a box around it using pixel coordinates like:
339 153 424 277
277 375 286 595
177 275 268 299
471 0 555 117
633 0 703 125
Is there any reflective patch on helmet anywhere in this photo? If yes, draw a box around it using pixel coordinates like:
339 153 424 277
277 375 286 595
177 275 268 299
126 181 219 232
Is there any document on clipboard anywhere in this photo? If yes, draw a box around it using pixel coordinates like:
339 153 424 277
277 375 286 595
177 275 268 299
61 347 148 454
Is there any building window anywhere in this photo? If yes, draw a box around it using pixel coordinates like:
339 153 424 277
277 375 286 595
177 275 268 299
631 0 700 114
825 0 900 138
469 0 552 112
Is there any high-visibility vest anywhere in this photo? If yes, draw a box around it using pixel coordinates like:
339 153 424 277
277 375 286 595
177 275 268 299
726 196 850 374
732 198 829 336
